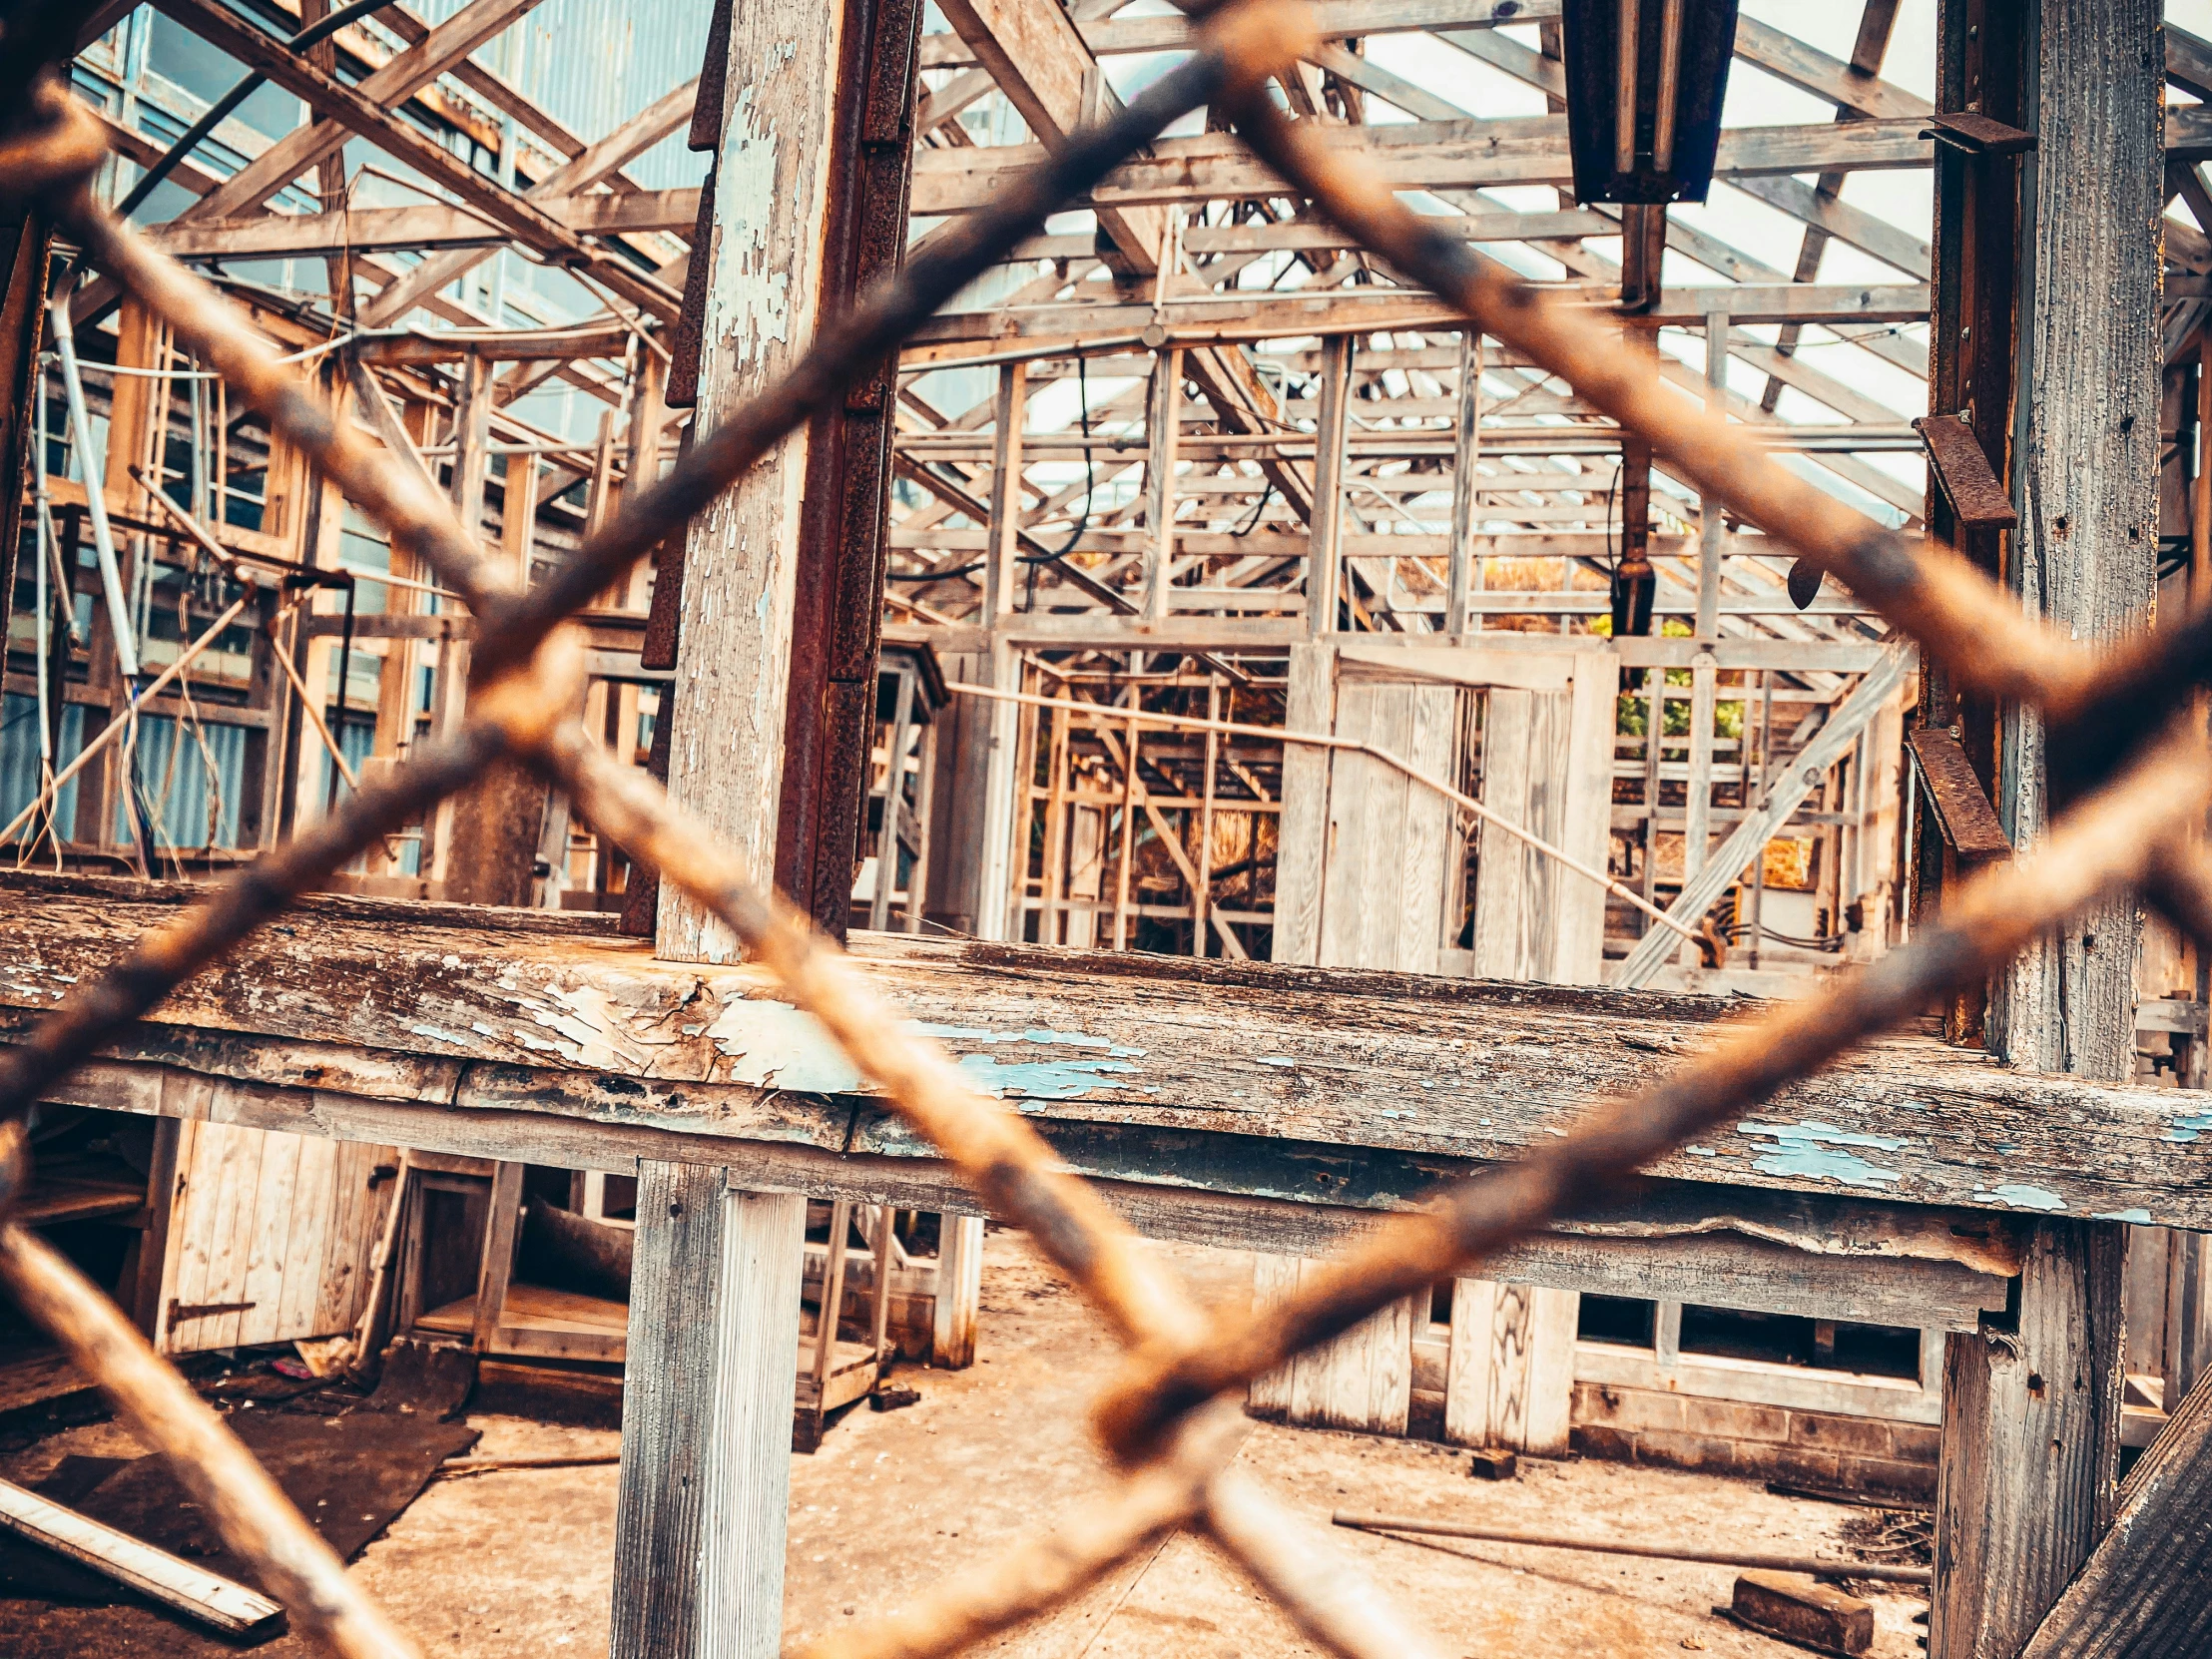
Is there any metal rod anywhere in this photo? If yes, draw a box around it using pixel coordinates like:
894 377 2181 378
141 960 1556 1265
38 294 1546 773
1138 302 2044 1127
945 682 1703 944
1651 0 1685 172
1615 0 1641 175
0 593 253 847
47 296 139 677
1333 1511 1932 1585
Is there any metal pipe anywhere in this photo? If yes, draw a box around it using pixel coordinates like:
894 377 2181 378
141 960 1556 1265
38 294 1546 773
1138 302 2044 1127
945 681 1704 945
1651 0 1685 172
1333 1511 1932 1585
47 296 139 677
1615 0 1641 175
108 0 396 225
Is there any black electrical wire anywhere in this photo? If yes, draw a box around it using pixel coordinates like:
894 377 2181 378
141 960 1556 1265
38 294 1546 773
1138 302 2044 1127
113 0 399 226
1230 478 1275 536
890 358 1107 586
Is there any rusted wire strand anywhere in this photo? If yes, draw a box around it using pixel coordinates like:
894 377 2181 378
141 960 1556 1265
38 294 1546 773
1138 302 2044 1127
1218 93 2104 720
6 10 2212 1659
1090 722 2212 1458
472 3 1313 680
0 1140 419 1659
538 726 1206 1352
797 1400 1245 1659
0 723 505 1123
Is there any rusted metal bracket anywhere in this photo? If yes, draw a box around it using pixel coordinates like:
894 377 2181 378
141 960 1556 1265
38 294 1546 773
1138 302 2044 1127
167 1299 255 1334
1922 111 2037 157
1909 728 2013 862
1915 413 2018 530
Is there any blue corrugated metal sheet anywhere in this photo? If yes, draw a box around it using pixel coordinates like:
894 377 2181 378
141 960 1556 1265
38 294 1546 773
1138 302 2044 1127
415 0 713 188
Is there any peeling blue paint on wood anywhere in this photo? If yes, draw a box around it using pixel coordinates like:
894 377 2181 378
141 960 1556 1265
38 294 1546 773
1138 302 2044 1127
906 1022 1146 1058
2164 1110 2212 1144
706 1000 863 1093
1738 1120 1908 1190
1972 1182 2068 1212
953 1054 1142 1100
2095 1208 2155 1223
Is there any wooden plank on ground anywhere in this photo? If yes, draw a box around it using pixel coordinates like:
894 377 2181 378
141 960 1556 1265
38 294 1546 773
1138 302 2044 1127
0 1477 281 1636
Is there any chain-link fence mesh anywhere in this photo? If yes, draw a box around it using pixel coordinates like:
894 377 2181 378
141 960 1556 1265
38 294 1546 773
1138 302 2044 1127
2 7 2208 1658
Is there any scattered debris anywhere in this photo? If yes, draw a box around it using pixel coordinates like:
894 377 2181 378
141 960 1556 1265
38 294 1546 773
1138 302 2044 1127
1726 1569 1874 1656
1464 1447 1517 1481
870 1383 921 1412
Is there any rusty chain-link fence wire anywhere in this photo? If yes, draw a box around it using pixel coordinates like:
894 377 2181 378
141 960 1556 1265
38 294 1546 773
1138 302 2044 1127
4 5 2212 1656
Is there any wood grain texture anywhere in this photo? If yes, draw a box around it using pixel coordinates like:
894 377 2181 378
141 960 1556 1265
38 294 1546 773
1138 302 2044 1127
1272 643 1337 964
929 1213 983 1368
657 0 848 963
1987 0 2162 1081
2018 1362 2212 1658
1933 1221 2125 1659
9 885 2212 1226
611 1166 804 1659
698 1183 805 1659
1442 1279 1578 1452
1254 1259 1414 1433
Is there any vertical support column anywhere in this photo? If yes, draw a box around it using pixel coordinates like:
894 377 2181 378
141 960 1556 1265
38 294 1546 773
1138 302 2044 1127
1445 328 1483 638
975 363 1029 941
1983 0 2159 1078
448 350 490 544
1144 347 1182 621
1683 651 1717 888
618 0 896 1643
613 1168 806 1659
2166 1230 2212 1408
1307 333 1353 637
1695 308 1727 641
657 0 852 962
931 1213 984 1370
1933 1220 2124 1659
983 362 1028 625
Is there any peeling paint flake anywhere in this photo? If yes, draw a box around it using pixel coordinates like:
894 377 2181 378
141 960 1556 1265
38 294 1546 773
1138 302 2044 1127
954 1053 1139 1101
1973 1182 2067 1213
1737 1119 1907 1190
2095 1208 2155 1224
707 1000 864 1093
2165 1111 2212 1144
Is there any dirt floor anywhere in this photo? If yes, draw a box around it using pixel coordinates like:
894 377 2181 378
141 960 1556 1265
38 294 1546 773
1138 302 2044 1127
0 1232 1929 1657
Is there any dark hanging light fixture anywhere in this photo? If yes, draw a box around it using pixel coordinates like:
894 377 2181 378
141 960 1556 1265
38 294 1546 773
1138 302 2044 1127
1561 0 1741 207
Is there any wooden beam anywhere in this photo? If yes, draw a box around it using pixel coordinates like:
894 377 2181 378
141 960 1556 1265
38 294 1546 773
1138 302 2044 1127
903 283 1931 352
151 189 702 260
1730 16 1932 122
918 0 1556 67
177 0 545 224
0 1478 282 1637
610 1167 804 1659
33 1042 2021 1331
909 117 1934 216
12 887 2212 1226
1986 0 2162 1081
654 0 844 961
145 0 678 322
357 73 700 327
1727 174 1933 281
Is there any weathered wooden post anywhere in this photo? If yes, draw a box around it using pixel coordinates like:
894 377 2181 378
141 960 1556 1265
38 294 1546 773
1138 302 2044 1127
1929 4 2160 1655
